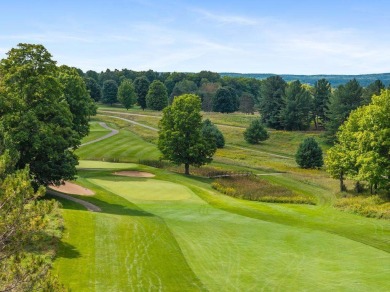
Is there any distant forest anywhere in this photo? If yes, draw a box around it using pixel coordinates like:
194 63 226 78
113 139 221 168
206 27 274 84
220 72 390 87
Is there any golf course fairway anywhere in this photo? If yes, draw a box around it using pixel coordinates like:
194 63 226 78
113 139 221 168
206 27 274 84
54 161 390 291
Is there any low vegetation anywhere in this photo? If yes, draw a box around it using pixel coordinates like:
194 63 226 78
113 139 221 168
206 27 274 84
212 175 316 204
334 194 390 219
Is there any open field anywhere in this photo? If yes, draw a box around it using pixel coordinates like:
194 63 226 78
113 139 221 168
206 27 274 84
52 114 390 291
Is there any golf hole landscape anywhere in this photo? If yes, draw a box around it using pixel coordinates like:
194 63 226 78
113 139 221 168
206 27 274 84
50 119 389 291
1 19 390 289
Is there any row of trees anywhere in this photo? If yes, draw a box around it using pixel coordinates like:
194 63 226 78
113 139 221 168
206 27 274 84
0 43 95 289
83 68 387 142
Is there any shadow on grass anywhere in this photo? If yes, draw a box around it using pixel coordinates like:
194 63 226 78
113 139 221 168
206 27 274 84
56 241 81 259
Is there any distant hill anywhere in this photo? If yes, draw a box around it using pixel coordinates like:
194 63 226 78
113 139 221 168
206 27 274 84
219 73 390 87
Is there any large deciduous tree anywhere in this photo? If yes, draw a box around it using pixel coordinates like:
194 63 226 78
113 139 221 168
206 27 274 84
170 79 198 103
58 65 97 141
133 76 150 110
102 80 118 105
146 80 168 110
85 77 102 102
118 79 137 110
0 43 85 186
212 87 239 113
158 94 217 175
325 90 390 193
258 75 286 129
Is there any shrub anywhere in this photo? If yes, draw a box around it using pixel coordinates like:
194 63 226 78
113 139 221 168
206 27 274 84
202 119 225 148
295 137 323 169
244 120 269 144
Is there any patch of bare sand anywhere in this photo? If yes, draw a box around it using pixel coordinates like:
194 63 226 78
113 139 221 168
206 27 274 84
49 181 94 196
114 171 155 178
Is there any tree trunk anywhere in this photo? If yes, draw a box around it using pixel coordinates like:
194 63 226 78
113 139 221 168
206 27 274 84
184 163 190 175
354 181 363 193
340 171 346 192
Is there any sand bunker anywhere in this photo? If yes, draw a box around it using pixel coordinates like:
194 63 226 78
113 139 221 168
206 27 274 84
114 171 155 178
49 181 95 196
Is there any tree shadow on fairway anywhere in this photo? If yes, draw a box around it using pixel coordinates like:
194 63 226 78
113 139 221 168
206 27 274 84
70 195 155 218
56 241 81 259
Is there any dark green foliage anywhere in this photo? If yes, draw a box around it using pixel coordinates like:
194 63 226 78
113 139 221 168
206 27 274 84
170 79 198 103
244 120 269 144
85 70 99 82
313 78 331 129
118 79 136 110
133 76 150 110
0 43 81 186
295 137 324 169
325 79 363 143
164 72 186 96
158 94 217 175
102 80 118 105
85 77 102 101
213 87 239 113
202 119 225 148
99 69 120 86
146 80 168 110
239 92 255 114
362 79 385 105
281 81 312 130
258 76 286 129
58 65 97 141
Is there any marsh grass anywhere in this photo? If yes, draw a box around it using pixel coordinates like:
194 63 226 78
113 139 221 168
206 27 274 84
212 175 316 204
335 194 390 219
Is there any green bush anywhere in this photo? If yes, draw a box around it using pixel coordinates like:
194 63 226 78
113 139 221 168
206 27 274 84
243 120 269 144
295 137 323 169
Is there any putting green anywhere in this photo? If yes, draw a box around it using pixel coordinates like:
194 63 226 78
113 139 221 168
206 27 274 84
84 168 390 291
89 177 193 201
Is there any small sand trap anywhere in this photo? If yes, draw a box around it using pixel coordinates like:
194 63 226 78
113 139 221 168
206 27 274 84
49 181 95 196
114 171 155 178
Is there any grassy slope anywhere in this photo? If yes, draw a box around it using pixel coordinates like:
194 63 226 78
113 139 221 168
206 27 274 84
54 118 390 291
56 161 390 291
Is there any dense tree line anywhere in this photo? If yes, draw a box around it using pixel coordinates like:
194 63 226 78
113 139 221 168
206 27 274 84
82 67 386 144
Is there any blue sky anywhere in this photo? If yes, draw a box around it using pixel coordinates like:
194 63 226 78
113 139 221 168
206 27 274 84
1 0 389 74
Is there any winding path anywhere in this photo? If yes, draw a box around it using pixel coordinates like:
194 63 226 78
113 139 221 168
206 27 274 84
79 122 119 147
47 189 101 212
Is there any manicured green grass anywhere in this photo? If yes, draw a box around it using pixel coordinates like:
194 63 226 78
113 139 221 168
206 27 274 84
80 121 111 144
55 161 390 291
75 125 160 162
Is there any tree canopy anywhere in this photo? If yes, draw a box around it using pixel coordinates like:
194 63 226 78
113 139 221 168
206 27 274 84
146 80 168 110
325 79 363 143
133 76 150 110
85 77 102 102
158 94 217 175
0 43 90 186
118 79 137 110
202 119 225 148
102 80 118 105
313 78 331 129
281 80 312 131
213 87 239 113
295 137 324 169
258 75 286 129
325 90 390 193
